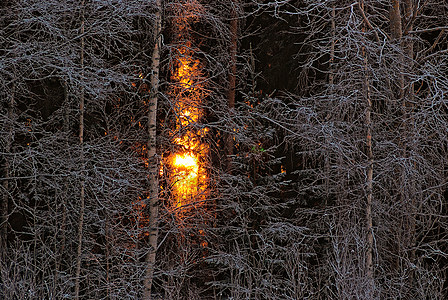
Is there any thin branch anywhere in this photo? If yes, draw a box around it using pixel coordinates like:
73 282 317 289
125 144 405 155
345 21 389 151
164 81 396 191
357 1 380 43
409 26 448 34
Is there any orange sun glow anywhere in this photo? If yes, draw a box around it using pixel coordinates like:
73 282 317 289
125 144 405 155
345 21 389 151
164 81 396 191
166 2 209 215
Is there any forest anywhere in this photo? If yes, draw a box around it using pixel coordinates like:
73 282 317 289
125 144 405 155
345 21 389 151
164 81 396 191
1 0 448 299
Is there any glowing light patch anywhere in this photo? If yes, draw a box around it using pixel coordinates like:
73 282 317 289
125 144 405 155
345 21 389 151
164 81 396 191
165 3 210 219
173 153 199 174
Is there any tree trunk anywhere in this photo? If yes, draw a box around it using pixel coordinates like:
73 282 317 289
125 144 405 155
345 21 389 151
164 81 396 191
56 80 69 276
390 0 404 98
360 0 375 290
390 0 403 40
143 0 162 298
402 0 417 285
1 84 14 270
404 0 416 266
228 0 238 110
74 1 86 298
390 1 418 292
325 4 336 206
329 4 336 87
225 0 238 171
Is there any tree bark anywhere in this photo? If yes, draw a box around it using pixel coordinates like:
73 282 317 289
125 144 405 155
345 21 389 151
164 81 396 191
143 0 162 298
390 0 405 99
390 0 403 40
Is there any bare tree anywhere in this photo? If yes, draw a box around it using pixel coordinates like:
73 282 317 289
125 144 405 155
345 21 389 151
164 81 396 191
143 0 163 298
360 0 375 292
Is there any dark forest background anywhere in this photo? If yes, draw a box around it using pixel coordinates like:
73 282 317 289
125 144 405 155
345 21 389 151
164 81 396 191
1 0 448 299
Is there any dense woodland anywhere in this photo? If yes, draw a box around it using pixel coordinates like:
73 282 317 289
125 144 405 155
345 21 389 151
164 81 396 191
1 0 448 299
